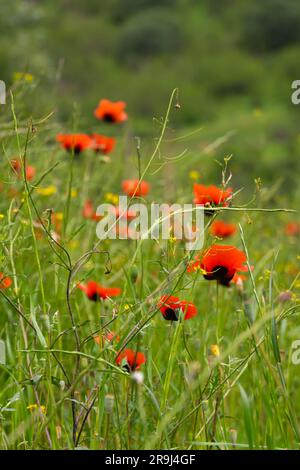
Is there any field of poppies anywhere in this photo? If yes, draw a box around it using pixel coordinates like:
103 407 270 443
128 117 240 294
0 81 299 451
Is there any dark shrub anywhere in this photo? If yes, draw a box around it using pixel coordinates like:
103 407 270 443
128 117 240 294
242 0 300 52
118 9 183 63
105 0 176 23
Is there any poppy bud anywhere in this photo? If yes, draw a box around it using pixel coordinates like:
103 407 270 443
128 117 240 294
104 394 115 414
235 277 244 294
131 371 144 385
56 425 62 440
201 400 209 412
185 361 201 384
278 291 292 302
229 428 237 447
130 265 138 284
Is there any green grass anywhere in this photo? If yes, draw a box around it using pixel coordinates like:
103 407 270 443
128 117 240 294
0 89 299 451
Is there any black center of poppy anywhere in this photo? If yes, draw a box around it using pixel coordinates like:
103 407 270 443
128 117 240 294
103 113 115 123
72 145 82 155
164 307 179 321
213 265 228 279
219 278 232 287
204 265 235 286
89 292 99 301
122 362 138 372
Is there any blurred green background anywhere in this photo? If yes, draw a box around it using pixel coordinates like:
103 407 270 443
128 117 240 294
1 0 300 190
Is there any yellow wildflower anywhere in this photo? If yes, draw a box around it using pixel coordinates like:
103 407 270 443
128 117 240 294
13 72 34 83
55 212 64 221
27 404 46 414
36 185 57 196
68 240 78 250
105 192 119 205
189 170 200 181
210 344 220 357
190 264 206 275
124 303 133 311
253 108 263 118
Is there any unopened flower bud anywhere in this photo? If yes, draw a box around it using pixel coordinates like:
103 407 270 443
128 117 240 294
131 371 144 385
185 361 201 384
235 276 244 293
201 400 209 412
104 394 114 414
229 428 237 447
278 291 292 303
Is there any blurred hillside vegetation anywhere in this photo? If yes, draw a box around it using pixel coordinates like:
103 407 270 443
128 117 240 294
1 0 300 189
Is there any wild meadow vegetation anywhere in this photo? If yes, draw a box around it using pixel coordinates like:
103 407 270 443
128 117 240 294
1 0 300 451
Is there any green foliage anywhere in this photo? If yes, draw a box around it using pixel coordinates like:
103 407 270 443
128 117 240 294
1 1 300 449
117 9 183 63
101 0 178 23
241 0 300 52
1 0 300 185
0 87 300 450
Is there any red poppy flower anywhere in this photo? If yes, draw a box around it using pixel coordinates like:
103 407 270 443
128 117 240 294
25 166 36 181
50 212 63 234
83 201 136 222
104 331 120 342
94 330 120 346
91 134 116 154
11 159 36 181
11 159 21 172
113 206 136 220
195 245 247 286
94 99 128 123
77 281 121 301
158 295 197 321
56 134 93 154
285 222 300 237
116 349 146 371
210 220 237 238
231 273 246 285
122 179 150 197
82 200 102 221
0 272 12 289
115 225 136 239
193 184 232 208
